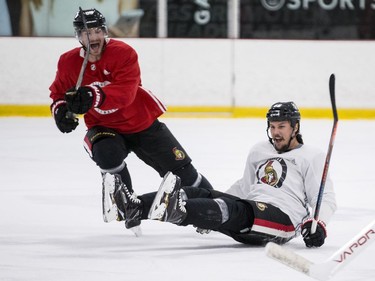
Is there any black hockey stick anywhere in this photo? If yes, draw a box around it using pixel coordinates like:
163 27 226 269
75 7 91 90
311 73 338 233
66 7 91 119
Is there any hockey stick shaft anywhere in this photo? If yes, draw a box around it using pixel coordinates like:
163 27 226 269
311 74 338 234
75 7 91 90
65 7 91 119
322 219 375 277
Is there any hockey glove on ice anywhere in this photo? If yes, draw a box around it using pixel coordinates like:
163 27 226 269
301 219 327 248
65 85 105 114
195 226 211 235
51 100 79 133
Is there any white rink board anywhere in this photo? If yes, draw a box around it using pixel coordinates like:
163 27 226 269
1 37 375 108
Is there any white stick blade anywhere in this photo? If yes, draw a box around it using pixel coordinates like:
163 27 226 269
266 242 331 281
265 242 313 275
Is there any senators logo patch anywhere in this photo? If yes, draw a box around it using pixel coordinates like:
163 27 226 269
173 147 185 160
256 202 267 211
256 157 287 188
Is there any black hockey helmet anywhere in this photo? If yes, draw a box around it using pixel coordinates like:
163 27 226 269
266 101 303 145
73 8 107 33
266 101 301 126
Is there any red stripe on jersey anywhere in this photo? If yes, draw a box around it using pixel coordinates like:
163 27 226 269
254 218 295 232
83 135 93 158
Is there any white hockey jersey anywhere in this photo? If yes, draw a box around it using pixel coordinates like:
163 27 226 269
226 141 337 233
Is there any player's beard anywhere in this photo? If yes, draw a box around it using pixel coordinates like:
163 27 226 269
274 143 289 153
273 137 293 153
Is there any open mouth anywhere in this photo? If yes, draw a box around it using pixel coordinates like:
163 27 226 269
90 43 100 52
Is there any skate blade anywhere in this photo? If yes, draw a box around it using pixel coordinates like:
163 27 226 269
148 172 176 219
149 203 167 220
102 173 119 223
103 205 118 223
130 225 142 237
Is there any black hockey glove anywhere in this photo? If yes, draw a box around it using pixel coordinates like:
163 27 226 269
51 100 79 133
301 219 327 248
195 226 211 235
65 85 105 114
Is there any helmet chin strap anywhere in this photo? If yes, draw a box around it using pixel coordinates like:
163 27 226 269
284 133 295 152
273 129 296 153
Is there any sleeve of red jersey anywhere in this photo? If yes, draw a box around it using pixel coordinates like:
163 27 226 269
49 53 78 103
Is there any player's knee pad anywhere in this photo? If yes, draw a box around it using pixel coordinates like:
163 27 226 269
183 198 223 229
83 126 128 170
219 198 253 233
84 126 117 157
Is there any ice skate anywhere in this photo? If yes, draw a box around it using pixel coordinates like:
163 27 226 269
113 174 143 236
148 172 187 225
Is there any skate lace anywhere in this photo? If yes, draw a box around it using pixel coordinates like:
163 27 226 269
124 186 141 204
177 191 186 213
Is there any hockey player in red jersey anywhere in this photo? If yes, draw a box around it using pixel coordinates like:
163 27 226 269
49 8 213 231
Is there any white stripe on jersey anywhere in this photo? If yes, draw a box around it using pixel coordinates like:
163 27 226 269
140 86 167 113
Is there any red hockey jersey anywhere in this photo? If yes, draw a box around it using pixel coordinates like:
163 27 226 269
50 39 166 133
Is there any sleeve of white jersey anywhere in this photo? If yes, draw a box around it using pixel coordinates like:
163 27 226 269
305 150 337 224
226 147 256 199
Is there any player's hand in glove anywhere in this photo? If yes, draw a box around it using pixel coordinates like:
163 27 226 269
65 85 105 114
301 219 327 248
195 227 211 235
51 100 79 133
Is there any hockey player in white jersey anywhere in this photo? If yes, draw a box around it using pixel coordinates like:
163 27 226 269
111 101 337 246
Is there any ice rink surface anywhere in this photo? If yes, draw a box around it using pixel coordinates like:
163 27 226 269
0 117 374 281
